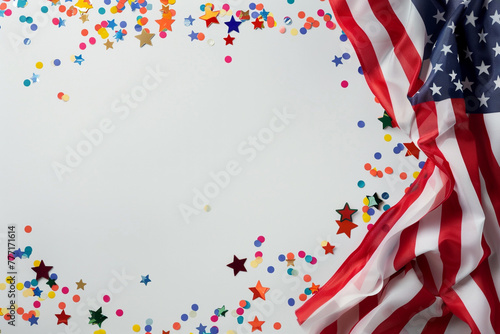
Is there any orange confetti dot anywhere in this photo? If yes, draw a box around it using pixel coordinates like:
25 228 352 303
239 300 247 307
374 96 380 103
298 11 305 19
52 284 59 291
140 17 148 25
72 294 80 302
197 32 205 41
17 307 24 315
24 225 32 233
267 16 275 28
59 5 66 12
369 169 377 176
362 205 369 213
0 3 6 10
286 252 294 260
405 187 410 193
312 20 320 28
299 294 307 301
306 16 314 23
377 170 383 178
274 322 282 330
304 22 312 30
323 14 331 22
255 3 264 10
303 275 311 282
385 167 393 174
364 163 371 170
58 302 66 309
169 9 176 16
172 322 181 330
22 313 30 321
4 314 11 321
400 172 407 180
139 7 147 14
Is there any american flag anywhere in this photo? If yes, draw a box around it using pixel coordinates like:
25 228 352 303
296 0 500 333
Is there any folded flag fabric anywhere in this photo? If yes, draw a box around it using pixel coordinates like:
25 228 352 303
296 0 500 333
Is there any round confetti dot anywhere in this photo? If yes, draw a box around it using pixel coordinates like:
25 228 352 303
48 291 56 298
400 172 408 180
53 59 61 66
210 315 218 322
58 302 66 309
279 26 286 33
257 235 265 243
381 192 389 200
311 257 317 265
16 282 23 290
326 20 336 29
274 322 282 330
103 295 110 303
207 38 215 45
79 43 86 50
358 180 365 188
237 316 244 324
298 11 305 19
224 56 232 63
342 52 351 60
383 204 391 211
172 322 181 330
290 28 298 36
374 152 382 160
197 32 205 41
340 34 348 42
385 167 393 174
72 294 80 302
357 120 365 128
145 325 152 332
298 251 305 258
255 251 263 258
288 298 295 306
17 307 24 315
303 274 311 282
189 310 197 317
367 208 375 216
23 79 31 87
367 224 374 230
304 288 312 295
89 37 96 45
33 301 41 308
299 294 307 301
364 163 372 170
278 254 285 262
254 240 262 247
41 6 48 13
24 281 31 288
286 252 294 260
116 309 124 316
341 80 349 88
159 31 167 38
132 324 141 332
305 255 312 263
267 266 274 273
181 314 188 321
98 7 106 14
419 161 425 169
31 279 38 286
384 134 392 142
191 304 199 311
0 284 6 290
62 94 70 102
236 307 244 315
299 27 307 34
287 0 294 3
358 66 364 75
362 213 371 222
210 327 219 334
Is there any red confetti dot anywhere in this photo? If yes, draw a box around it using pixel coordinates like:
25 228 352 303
116 309 124 316
58 302 66 310
24 225 32 233
341 80 349 88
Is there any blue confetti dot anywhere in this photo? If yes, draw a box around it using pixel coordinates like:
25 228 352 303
210 327 219 334
383 204 391 211
145 318 153 325
200 4 205 11
419 161 425 169
300 27 307 34
134 24 142 32
287 268 294 275
342 52 351 60
287 0 295 3
23 38 31 45
305 255 312 263
19 15 26 23
104 0 111 4
50 273 58 280
24 281 31 288
251 11 259 19
191 304 199 311
23 79 31 87
41 6 48 13
98 7 105 14
393 147 401 154
53 59 61 66
367 208 375 216
249 2 256 10
381 192 389 200
120 21 127 28
288 298 295 306
278 254 285 262
140 1 147 7
358 66 364 75
181 314 188 321
254 240 262 247
267 266 275 273
214 309 219 316
237 316 244 324
30 24 37 31
397 143 404 150
145 325 152 332
358 180 365 188
340 34 348 42
374 152 382 160
357 120 365 128
31 279 38 286
304 288 312 295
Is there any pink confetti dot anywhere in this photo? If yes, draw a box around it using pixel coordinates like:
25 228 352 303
222 4 230 11
298 251 306 258
311 257 318 265
236 308 244 315
326 21 335 29
61 287 69 294
33 301 41 308
257 235 265 243
341 80 349 88
100 20 108 28
79 42 86 50
89 37 96 45
159 31 167 38
103 295 110 303
224 55 232 63
255 251 263 257
367 224 374 230
317 9 325 16
210 315 218 322
116 309 124 317
4 9 12 16
52 18 59 25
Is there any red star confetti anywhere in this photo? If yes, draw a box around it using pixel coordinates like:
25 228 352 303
248 316 265 332
336 219 358 238
249 280 269 300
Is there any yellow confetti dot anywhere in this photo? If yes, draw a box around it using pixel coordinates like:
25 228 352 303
255 257 263 264
69 55 76 62
362 197 369 205
362 213 371 222
48 291 56 299
250 260 258 268
94 329 106 334
33 260 41 267
413 171 420 179
16 283 24 290
23 289 34 297
132 324 141 332
227 9 233 16
227 331 236 334
34 310 40 317
220 9 226 16
0 308 7 316
384 134 392 142
110 6 117 13
62 94 70 102
321 240 328 247
290 28 298 36
6 276 14 283
168 0 175 3
0 283 6 290
35 62 43 69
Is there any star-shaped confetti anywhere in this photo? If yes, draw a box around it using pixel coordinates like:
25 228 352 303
378 111 393 129
227 255 247 276
188 30 199 41
225 15 241 33
252 18 264 29
76 279 86 290
135 29 155 47
200 5 219 27
249 280 269 300
196 323 207 334
46 277 57 287
79 13 89 23
140 274 151 285
32 260 53 281
106 19 117 29
30 73 40 83
239 10 250 21
33 286 43 297
404 142 420 159
55 309 71 325
156 15 175 32
336 202 357 221
310 283 320 294
28 314 39 326
74 54 84 65
248 316 265 332
332 55 343 66
286 258 295 266
217 305 228 317
224 34 235 45
336 219 358 238
366 193 383 209
104 39 114 50
322 242 335 255
184 15 195 26
88 307 107 327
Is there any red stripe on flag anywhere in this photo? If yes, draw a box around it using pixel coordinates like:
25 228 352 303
470 260 500 332
393 222 418 272
421 311 453 334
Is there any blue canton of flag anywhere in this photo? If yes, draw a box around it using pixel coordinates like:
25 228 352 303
411 0 500 113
